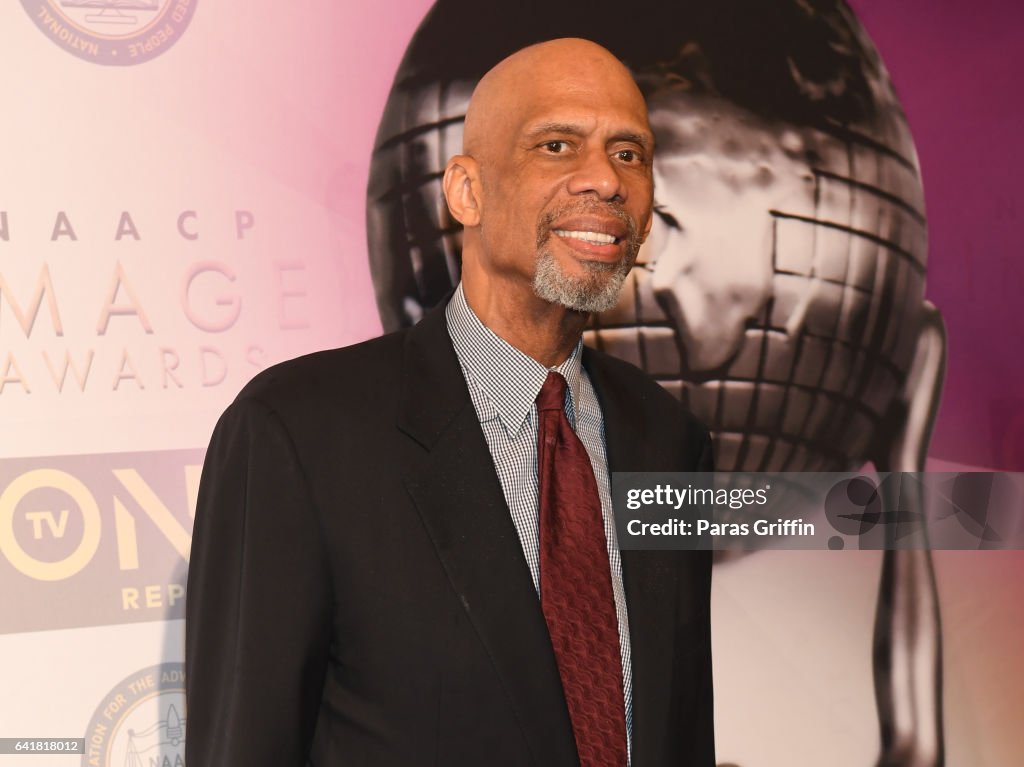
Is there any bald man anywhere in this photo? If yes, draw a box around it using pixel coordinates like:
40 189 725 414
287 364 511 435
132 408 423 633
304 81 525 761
186 39 714 767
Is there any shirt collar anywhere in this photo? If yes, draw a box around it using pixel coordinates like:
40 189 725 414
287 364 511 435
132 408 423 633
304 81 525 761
446 282 584 436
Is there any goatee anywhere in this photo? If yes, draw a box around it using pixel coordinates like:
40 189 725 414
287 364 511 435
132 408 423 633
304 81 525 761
532 201 643 313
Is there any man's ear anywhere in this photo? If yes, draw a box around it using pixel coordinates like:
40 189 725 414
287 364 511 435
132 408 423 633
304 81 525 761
443 155 482 227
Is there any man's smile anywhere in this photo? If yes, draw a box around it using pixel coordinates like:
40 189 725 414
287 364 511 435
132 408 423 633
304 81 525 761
553 229 619 245
544 211 634 261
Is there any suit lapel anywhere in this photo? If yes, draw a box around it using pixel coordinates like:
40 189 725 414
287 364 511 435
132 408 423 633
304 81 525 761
398 307 578 766
585 349 681 767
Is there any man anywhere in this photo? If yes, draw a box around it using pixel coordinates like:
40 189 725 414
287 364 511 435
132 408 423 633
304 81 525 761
186 38 713 767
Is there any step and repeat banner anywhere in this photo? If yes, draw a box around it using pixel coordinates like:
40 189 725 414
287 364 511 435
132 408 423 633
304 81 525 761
1 1 1021 765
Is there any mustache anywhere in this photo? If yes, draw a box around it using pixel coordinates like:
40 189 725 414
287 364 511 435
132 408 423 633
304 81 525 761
536 200 641 251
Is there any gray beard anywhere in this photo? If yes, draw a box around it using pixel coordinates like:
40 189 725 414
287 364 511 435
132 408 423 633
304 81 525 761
532 200 643 313
532 245 633 313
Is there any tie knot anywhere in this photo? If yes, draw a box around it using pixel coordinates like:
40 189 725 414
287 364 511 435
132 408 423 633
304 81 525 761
537 371 568 413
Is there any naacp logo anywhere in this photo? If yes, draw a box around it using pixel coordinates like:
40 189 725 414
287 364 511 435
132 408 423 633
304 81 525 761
21 1 196 65
83 662 186 767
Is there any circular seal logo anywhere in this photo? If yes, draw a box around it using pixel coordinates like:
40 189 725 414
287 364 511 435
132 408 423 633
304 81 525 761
20 1 196 66
82 662 186 767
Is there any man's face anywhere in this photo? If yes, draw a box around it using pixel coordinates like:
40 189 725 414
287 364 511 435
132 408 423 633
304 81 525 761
474 62 655 312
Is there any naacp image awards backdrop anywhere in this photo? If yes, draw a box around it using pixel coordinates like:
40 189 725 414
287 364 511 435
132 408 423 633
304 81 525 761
1 1 1022 765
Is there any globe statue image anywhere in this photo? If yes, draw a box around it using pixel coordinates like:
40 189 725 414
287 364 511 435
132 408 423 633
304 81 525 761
367 1 947 764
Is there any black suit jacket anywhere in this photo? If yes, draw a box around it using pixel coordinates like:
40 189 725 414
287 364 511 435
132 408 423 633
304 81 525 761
185 303 715 767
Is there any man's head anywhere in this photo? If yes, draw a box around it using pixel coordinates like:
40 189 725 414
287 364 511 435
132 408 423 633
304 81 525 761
442 38 654 314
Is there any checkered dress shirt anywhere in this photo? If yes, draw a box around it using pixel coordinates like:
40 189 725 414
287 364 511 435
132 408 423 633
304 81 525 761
446 283 633 758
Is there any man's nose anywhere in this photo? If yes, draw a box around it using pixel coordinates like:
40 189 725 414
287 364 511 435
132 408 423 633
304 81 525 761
566 148 625 203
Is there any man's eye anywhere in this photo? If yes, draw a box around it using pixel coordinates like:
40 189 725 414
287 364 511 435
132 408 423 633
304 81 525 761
616 149 640 163
542 140 570 153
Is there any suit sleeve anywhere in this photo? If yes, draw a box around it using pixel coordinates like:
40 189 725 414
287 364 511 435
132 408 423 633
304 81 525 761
185 396 332 767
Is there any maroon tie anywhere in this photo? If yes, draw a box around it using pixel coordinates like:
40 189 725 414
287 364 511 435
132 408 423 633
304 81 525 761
536 371 628 767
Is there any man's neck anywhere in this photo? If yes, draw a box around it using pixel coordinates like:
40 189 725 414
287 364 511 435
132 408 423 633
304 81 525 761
462 276 588 368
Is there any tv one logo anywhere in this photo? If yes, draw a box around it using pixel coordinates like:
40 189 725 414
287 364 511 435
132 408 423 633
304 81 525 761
0 450 203 633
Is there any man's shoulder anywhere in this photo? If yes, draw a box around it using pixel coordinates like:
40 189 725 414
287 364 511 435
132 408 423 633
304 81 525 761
584 344 707 434
584 343 712 470
233 328 409 415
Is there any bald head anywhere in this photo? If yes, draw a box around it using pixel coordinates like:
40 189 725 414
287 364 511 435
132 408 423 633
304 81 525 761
463 38 649 161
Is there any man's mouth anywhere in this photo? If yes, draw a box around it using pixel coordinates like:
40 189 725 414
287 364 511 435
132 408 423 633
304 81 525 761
552 229 620 246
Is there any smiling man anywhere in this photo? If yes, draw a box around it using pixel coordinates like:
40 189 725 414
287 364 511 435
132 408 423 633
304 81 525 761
186 38 714 767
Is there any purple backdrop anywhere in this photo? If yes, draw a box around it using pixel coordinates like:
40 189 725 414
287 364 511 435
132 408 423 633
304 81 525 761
850 0 1024 470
